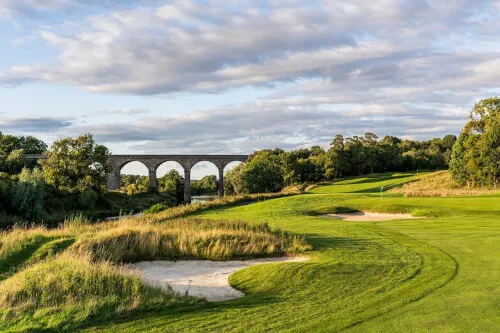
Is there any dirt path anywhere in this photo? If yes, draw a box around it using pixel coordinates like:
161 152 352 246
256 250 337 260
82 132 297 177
129 256 308 302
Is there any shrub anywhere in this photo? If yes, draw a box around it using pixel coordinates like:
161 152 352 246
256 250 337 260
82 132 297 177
79 189 99 209
143 202 169 214
10 168 45 221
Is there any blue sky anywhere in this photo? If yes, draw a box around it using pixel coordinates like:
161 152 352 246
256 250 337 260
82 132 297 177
1 0 500 177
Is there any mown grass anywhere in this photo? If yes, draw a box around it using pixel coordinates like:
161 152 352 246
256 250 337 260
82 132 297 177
2 171 499 332
72 171 499 333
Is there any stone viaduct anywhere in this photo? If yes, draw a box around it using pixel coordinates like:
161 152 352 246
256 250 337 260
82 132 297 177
27 154 248 203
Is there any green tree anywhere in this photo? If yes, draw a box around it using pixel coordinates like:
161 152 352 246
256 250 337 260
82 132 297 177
158 169 184 203
40 134 110 193
243 151 284 193
11 167 45 221
224 164 247 195
450 97 500 188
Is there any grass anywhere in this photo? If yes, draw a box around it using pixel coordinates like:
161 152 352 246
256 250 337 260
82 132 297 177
1 171 499 332
390 171 500 197
0 253 197 331
71 218 309 263
73 171 497 332
0 204 309 332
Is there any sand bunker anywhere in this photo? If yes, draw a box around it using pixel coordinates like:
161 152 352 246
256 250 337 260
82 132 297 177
129 256 308 302
327 211 416 221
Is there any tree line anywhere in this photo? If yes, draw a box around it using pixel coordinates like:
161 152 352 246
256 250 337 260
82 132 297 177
1 97 498 225
224 133 457 194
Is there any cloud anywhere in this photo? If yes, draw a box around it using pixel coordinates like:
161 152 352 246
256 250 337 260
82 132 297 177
103 108 149 115
2 0 497 96
0 116 72 132
66 98 467 154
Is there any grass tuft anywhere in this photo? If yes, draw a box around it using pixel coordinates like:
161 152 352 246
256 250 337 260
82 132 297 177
0 252 197 329
71 218 310 263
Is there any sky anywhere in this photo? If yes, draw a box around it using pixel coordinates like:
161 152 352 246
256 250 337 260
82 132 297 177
1 0 499 178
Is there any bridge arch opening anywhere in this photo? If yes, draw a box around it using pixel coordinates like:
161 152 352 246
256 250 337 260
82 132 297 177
119 161 149 195
223 161 246 195
224 161 245 173
156 161 185 203
190 161 219 200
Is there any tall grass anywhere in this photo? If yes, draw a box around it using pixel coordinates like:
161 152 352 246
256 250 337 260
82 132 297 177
71 218 310 263
390 171 500 197
0 252 197 327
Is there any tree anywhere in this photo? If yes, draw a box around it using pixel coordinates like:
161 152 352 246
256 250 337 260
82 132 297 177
11 167 45 221
450 97 500 188
243 151 284 193
224 164 247 195
158 170 184 202
192 174 218 195
40 134 110 193
0 133 47 174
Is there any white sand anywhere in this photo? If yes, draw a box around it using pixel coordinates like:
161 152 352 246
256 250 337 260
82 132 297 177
129 256 308 302
327 211 416 221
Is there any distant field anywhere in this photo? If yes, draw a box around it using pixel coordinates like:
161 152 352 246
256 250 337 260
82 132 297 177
1 172 499 332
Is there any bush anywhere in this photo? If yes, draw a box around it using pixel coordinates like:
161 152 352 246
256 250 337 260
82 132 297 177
10 168 45 221
143 202 169 214
79 189 99 209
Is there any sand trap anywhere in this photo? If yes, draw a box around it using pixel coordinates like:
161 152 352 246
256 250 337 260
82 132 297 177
327 211 416 221
129 256 308 302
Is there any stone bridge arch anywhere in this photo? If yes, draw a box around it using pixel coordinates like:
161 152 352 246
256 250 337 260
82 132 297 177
106 155 248 203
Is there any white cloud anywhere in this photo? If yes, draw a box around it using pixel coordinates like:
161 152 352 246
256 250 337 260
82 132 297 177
103 108 149 115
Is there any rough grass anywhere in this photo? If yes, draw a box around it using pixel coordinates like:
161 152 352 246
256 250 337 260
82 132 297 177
0 201 310 332
0 253 197 331
71 218 310 263
390 171 500 197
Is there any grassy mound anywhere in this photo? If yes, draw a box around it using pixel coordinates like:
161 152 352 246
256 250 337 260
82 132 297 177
0 253 196 330
71 218 310 263
390 171 499 197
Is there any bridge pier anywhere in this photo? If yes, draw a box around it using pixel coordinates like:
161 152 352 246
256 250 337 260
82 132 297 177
184 168 191 203
218 167 224 198
148 167 157 189
106 170 121 190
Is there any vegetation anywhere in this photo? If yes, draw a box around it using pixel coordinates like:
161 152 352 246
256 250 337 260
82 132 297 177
192 174 218 195
71 218 309 263
66 172 496 333
390 171 500 197
40 134 110 193
224 133 457 194
0 133 47 174
450 97 500 188
0 203 309 331
0 172 498 332
0 253 195 330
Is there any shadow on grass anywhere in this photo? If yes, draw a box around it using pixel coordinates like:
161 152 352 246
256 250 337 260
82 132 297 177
304 233 373 251
348 174 413 185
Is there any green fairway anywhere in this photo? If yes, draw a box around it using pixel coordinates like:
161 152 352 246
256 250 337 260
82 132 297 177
74 173 499 332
